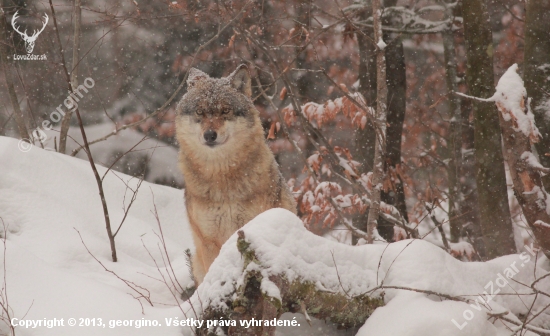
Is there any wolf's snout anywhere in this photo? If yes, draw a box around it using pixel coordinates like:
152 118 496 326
203 130 218 145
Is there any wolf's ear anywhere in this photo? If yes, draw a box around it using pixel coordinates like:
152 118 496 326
187 68 209 88
229 64 252 98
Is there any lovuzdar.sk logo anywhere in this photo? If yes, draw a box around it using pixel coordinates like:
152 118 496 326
11 10 48 60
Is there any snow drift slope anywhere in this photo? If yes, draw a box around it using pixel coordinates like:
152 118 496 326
0 136 192 335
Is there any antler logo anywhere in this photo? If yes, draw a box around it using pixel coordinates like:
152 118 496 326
11 11 49 54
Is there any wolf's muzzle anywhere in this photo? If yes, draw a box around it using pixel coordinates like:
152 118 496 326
203 129 218 146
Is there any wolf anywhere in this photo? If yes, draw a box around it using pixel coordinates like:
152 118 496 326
175 65 297 285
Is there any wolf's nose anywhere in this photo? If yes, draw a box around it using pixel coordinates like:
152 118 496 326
204 130 217 144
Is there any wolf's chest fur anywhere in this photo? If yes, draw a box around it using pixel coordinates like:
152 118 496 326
186 189 276 242
184 157 283 242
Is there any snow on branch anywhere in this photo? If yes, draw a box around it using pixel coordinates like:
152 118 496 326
494 64 541 143
456 64 541 143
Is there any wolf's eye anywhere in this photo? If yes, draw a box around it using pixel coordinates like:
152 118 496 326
221 109 230 115
196 110 203 115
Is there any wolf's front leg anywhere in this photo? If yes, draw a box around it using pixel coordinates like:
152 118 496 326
192 251 206 285
190 230 207 285
190 229 222 285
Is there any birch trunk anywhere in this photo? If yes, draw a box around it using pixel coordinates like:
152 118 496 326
441 4 463 242
355 1 408 242
366 0 388 244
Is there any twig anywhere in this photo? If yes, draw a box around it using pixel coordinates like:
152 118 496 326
454 91 494 102
330 250 352 298
50 0 118 262
140 240 198 336
112 176 143 237
149 190 185 293
502 4 524 22
426 204 451 252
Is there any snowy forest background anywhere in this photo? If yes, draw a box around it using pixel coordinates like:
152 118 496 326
0 0 550 335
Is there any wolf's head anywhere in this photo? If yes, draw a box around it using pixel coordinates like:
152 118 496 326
176 65 264 164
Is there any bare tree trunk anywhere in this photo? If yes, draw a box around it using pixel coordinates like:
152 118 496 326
461 0 516 258
59 0 82 154
441 6 463 242
383 34 408 227
0 8 29 141
524 0 550 190
366 0 388 244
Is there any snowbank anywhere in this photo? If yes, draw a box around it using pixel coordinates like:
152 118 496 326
0 136 191 335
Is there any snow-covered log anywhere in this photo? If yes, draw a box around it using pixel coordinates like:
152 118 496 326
195 229 384 335
183 209 550 336
493 64 550 258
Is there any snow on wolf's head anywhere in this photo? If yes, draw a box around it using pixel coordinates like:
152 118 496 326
175 65 265 164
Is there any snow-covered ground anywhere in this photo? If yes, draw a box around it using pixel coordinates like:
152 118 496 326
1 135 550 336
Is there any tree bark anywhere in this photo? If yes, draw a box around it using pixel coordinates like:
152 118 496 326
460 100 486 256
0 7 29 141
365 0 388 244
354 18 376 169
524 0 550 190
461 0 516 258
